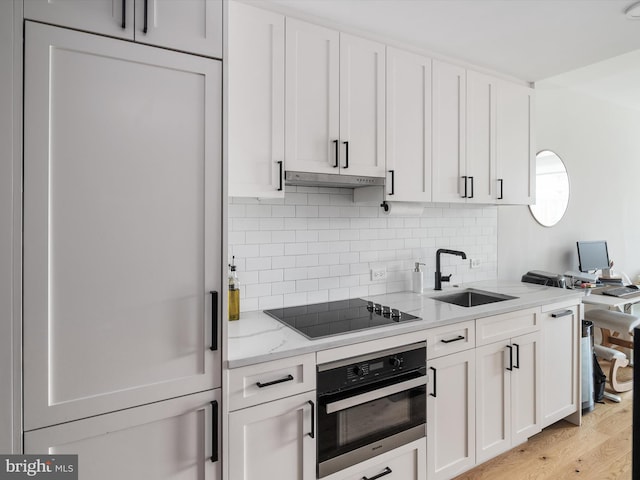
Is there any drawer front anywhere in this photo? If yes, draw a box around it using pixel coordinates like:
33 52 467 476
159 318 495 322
227 353 316 410
476 307 540 346
426 320 475 359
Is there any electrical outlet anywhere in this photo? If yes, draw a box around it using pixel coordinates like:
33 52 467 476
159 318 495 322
470 258 481 269
371 267 387 281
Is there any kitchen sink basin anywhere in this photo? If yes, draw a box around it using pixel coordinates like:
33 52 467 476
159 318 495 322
433 289 517 308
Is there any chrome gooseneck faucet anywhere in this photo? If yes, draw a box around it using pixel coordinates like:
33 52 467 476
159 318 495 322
434 249 467 290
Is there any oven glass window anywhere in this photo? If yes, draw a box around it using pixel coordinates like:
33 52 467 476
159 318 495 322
338 392 411 445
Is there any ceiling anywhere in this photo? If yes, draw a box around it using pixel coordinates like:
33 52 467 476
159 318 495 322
264 0 640 108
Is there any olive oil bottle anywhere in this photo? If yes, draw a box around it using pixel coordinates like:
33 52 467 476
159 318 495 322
228 256 240 321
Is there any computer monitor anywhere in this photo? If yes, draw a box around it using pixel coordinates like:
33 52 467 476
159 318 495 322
577 241 610 273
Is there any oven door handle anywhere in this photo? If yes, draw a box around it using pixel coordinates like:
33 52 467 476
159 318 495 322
325 376 426 414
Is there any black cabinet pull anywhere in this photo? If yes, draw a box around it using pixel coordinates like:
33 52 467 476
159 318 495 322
277 161 283 191
256 374 294 388
333 140 339 168
469 176 474 199
429 366 437 397
388 170 395 196
362 466 392 480
343 141 349 168
506 345 513 371
210 400 219 463
143 0 148 34
441 335 465 344
498 178 504 200
308 400 315 438
551 309 573 318
121 0 126 29
209 291 218 351
513 343 520 369
461 175 468 198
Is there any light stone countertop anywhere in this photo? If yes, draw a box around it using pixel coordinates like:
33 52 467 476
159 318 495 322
226 280 585 368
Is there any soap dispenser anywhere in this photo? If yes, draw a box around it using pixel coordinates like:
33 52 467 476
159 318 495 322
412 262 425 294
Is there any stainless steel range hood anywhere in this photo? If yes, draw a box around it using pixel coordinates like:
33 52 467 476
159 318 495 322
285 171 385 188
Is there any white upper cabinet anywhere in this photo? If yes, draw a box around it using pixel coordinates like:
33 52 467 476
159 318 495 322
385 47 432 202
466 70 497 204
228 2 285 197
23 22 222 430
496 80 535 204
339 33 386 177
24 0 222 57
432 60 467 203
285 18 385 177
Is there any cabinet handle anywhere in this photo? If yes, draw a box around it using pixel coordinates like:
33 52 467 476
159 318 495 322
506 344 513 371
469 176 474 199
429 366 437 397
308 400 315 438
343 141 349 168
498 178 504 200
388 170 395 196
551 309 573 318
121 0 126 29
277 161 283 191
441 335 465 344
210 400 219 463
143 0 148 34
461 175 468 198
363 466 392 480
256 374 294 388
209 291 218 351
513 343 520 369
333 140 339 168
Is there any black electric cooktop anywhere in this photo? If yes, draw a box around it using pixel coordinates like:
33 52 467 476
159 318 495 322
264 298 421 340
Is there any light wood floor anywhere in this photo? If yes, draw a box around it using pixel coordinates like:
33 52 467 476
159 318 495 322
454 364 633 480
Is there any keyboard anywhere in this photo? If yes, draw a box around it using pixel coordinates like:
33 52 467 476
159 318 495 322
602 286 640 297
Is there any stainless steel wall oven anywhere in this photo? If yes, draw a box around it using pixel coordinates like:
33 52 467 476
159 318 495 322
316 342 427 477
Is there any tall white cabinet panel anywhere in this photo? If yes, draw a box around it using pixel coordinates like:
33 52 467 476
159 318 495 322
427 349 476 480
24 0 222 58
285 18 340 174
24 0 134 40
465 71 497 204
23 22 222 430
339 33 386 177
228 2 285 197
386 47 432 202
228 391 316 480
496 80 534 204
432 60 466 203
25 390 221 480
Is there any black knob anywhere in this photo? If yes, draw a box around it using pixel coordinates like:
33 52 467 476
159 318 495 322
390 357 402 368
352 365 363 376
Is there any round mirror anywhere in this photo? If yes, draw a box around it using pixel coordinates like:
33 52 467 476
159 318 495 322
529 150 570 227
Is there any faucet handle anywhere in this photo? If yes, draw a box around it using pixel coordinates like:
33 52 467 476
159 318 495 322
441 274 452 282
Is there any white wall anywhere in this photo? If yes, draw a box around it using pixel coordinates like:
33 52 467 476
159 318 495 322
229 188 497 311
498 82 640 282
0 0 15 454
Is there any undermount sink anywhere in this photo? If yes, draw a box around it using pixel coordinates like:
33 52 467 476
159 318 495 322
433 289 517 308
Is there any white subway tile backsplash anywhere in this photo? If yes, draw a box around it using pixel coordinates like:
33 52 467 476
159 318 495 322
229 187 498 312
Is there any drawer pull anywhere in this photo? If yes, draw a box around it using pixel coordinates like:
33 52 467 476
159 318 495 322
363 467 392 480
551 309 573 318
256 374 294 388
506 345 513 371
441 335 465 344
308 400 315 439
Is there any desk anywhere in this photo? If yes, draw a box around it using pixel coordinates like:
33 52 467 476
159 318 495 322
581 288 640 313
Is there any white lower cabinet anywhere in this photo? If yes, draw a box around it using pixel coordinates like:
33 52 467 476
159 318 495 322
24 389 221 480
228 391 316 480
323 439 426 480
541 303 580 428
475 330 541 463
427 349 476 480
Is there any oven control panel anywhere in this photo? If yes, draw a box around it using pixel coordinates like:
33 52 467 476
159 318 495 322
318 342 426 393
